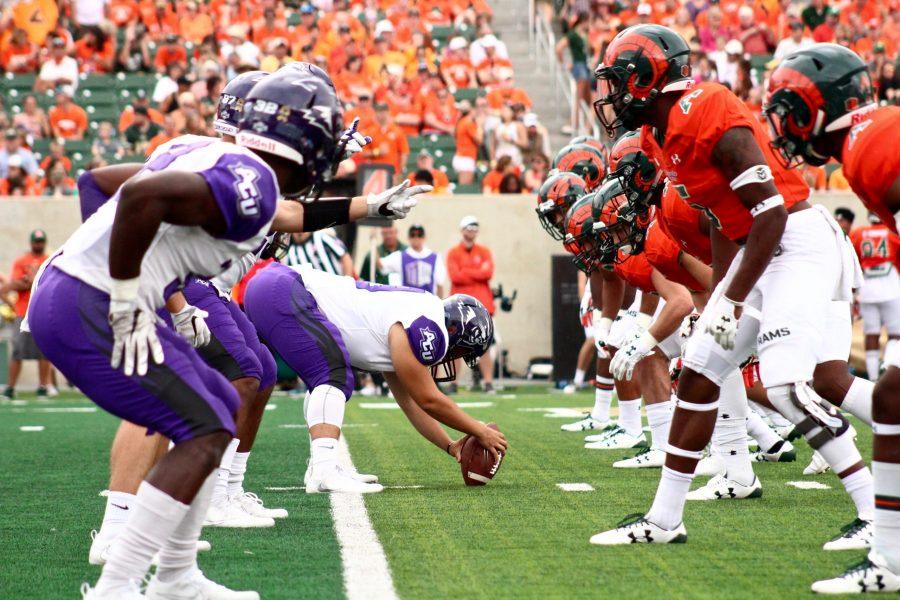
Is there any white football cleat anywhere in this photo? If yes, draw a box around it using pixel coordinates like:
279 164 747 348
804 450 831 475
613 447 665 468
304 465 379 487
81 580 144 599
204 498 274 528
589 514 687 545
811 554 900 594
823 518 872 551
562 384 577 394
686 474 762 501
584 423 619 442
306 465 384 494
751 439 796 463
694 454 726 477
773 423 801 441
146 568 259 599
584 426 647 450
88 528 115 566
561 415 610 432
232 491 288 519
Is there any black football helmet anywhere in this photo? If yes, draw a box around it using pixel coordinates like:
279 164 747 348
564 192 608 272
592 177 656 262
765 43 875 167
433 294 494 382
594 25 693 136
536 171 588 240
607 130 662 209
552 143 607 191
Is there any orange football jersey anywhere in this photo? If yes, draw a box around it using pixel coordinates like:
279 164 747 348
850 223 900 274
640 82 809 242
644 220 705 291
613 252 655 294
841 107 900 234
657 182 713 266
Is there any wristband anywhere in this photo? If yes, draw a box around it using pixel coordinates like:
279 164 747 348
302 198 352 231
110 277 140 302
729 165 773 190
636 330 659 351
723 296 744 308
635 312 653 329
596 316 613 335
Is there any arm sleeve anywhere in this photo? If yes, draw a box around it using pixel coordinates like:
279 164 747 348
199 153 279 243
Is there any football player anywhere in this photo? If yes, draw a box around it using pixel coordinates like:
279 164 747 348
589 26 871 548
766 42 900 593
242 263 507 493
28 65 429 599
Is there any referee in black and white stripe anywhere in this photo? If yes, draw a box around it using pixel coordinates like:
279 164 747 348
283 230 354 276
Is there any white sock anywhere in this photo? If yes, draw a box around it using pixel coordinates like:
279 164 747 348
874 461 900 573
617 398 642 437
591 376 614 422
211 438 239 507
228 451 249 498
100 491 136 536
157 472 216 584
745 409 782 453
714 414 754 485
574 368 586 386
645 399 673 450
840 377 874 426
866 350 881 381
95 482 190 595
310 437 338 472
840 466 875 522
646 466 694 531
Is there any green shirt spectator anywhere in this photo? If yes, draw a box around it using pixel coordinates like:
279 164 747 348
359 225 407 285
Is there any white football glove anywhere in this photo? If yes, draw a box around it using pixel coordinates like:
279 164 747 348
172 303 211 348
337 117 372 160
705 296 742 350
592 312 613 358
367 179 432 220
679 312 700 341
610 331 658 381
108 278 164 377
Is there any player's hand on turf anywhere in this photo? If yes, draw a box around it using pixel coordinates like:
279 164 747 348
172 303 211 348
448 437 466 463
706 296 742 350
476 425 508 462
610 332 656 381
109 305 164 377
367 179 432 220
338 117 372 160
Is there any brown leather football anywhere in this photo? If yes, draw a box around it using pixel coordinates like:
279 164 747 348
460 423 504 486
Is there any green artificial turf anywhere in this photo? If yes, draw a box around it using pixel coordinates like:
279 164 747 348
0 387 873 599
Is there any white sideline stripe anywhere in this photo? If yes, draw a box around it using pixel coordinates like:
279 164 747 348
277 423 378 429
786 481 831 490
332 435 398 600
19 425 45 432
33 406 97 413
265 484 422 492
360 401 493 409
556 483 595 492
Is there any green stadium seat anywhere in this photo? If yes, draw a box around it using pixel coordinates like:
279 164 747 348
63 139 93 156
87 106 121 129
79 73 116 89
115 72 159 93
3 72 36 91
78 88 119 106
431 25 455 42
453 183 481 194
30 138 51 157
424 134 455 151
453 88 485 102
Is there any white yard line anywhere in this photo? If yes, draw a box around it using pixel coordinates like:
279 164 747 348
331 435 398 600
360 401 493 409
556 483 595 492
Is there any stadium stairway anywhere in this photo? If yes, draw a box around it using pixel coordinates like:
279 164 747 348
489 0 572 155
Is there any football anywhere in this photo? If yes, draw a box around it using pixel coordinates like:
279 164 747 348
460 423 505 486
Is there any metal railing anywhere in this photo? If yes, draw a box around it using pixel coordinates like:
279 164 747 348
528 2 601 139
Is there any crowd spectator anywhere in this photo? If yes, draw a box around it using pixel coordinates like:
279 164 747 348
3 230 55 399
12 95 51 140
482 155 518 194
49 90 88 140
407 151 450 194
493 104 527 168
380 224 447 296
36 36 79 94
40 139 72 174
1 28 39 74
92 121 125 160
523 153 550 193
359 225 406 286
146 116 179 156
118 90 164 133
0 155 38 195
0 130 39 179
124 106 162 154
39 159 77 197
361 102 409 180
775 21 814 60
453 99 484 185
74 25 115 74
447 215 495 393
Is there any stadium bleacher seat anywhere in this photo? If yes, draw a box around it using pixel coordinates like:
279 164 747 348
3 72 36 91
453 183 481 194
78 88 119 107
453 88 485 103
79 74 117 89
88 106 121 129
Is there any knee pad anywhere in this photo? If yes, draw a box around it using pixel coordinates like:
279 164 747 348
304 384 347 428
817 428 863 474
767 382 849 449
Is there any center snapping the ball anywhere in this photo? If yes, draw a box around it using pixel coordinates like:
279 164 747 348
460 423 504 486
